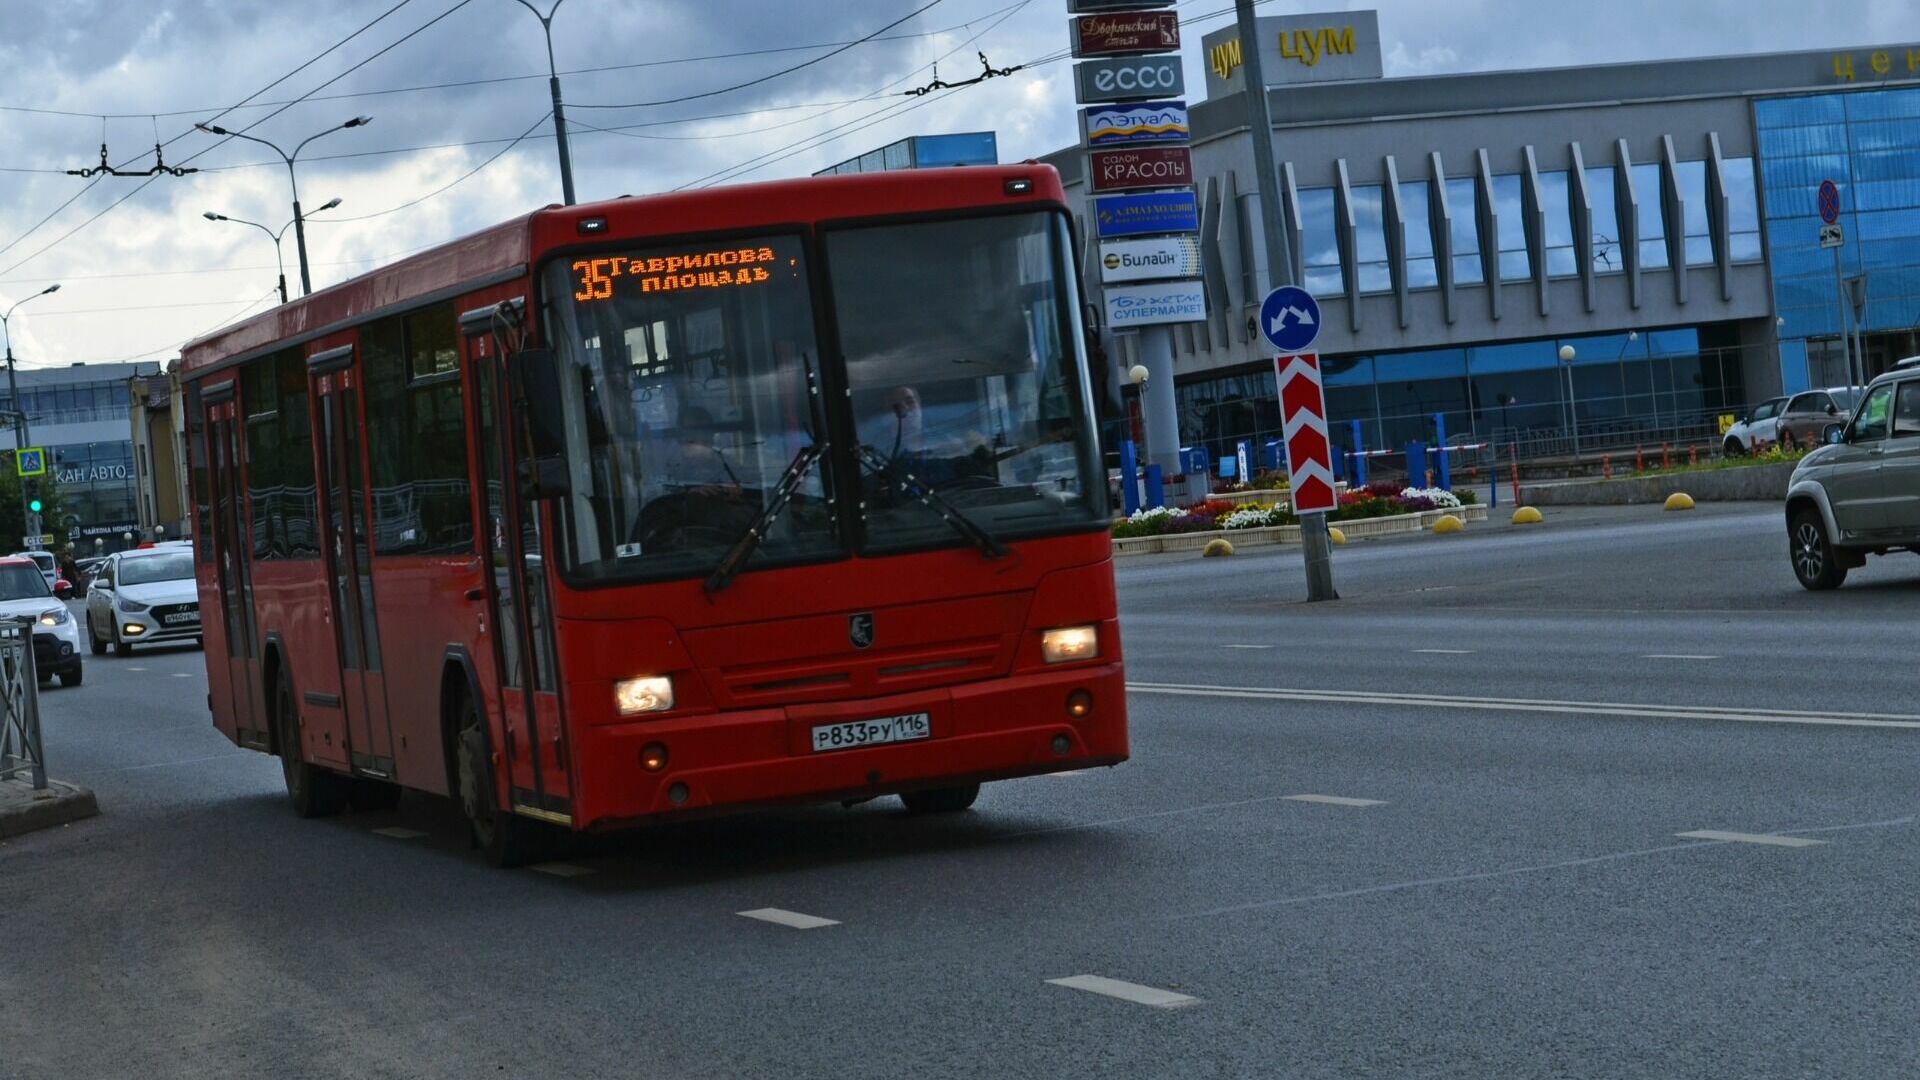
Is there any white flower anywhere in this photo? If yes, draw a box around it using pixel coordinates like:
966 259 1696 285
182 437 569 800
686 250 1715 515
1128 505 1174 524
1400 486 1462 508
1221 509 1271 530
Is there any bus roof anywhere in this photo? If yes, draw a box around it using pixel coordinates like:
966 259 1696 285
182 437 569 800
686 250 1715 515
178 164 1065 378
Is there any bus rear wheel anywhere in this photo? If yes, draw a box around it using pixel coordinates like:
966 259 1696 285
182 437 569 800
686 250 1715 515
276 677 349 818
454 696 549 868
899 783 981 814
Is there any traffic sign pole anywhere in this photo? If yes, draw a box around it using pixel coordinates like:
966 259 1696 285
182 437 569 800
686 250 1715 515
1818 179 1858 389
1261 285 1337 600
1237 0 1332 601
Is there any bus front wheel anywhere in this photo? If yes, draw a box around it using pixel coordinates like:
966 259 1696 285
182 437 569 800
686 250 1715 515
899 783 981 814
454 697 549 868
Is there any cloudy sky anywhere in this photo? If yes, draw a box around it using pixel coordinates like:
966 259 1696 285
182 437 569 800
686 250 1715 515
0 0 1912 369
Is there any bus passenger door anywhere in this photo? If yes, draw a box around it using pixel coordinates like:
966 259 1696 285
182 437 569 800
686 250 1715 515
203 394 263 746
464 321 571 822
311 360 396 779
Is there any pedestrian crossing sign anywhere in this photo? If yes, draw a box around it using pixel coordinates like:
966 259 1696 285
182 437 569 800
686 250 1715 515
14 447 45 477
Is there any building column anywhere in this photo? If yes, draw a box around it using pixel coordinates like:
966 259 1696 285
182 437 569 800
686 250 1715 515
1137 327 1182 477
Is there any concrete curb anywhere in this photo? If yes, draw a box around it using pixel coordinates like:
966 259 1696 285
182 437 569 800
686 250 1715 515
1518 461 1796 506
1112 503 1488 556
0 778 101 840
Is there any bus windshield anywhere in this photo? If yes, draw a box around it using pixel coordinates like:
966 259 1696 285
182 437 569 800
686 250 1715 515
543 234 838 584
541 211 1104 585
827 211 1103 552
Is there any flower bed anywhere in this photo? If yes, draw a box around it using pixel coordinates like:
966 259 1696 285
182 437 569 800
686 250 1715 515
1114 502 1489 555
1112 482 1476 539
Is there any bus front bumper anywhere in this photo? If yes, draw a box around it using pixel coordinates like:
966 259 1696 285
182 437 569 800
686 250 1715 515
576 661 1128 829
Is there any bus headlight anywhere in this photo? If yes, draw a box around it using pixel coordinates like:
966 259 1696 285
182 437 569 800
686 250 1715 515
1041 625 1098 664
615 675 675 716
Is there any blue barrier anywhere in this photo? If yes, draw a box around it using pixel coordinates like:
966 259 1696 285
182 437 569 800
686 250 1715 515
1119 440 1140 515
1144 464 1165 509
1432 413 1451 490
1349 420 1367 486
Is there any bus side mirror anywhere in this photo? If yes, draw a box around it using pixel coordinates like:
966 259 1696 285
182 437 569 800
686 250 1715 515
511 347 572 499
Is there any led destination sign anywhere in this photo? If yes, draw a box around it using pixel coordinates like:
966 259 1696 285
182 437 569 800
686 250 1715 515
572 245 782 301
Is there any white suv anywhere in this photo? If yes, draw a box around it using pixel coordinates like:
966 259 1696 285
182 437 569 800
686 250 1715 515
1784 370 1920 589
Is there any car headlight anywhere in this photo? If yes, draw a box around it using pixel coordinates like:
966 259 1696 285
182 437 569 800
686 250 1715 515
1041 625 1099 664
38 607 70 627
614 675 675 715
119 598 150 613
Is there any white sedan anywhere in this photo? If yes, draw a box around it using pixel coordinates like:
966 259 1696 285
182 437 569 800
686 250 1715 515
86 548 201 657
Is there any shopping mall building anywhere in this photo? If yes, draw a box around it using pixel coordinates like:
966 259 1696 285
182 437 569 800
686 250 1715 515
0 360 164 552
1045 12 1920 464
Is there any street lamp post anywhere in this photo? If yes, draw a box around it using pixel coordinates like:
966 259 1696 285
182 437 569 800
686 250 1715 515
194 116 371 295
511 0 577 205
1 283 59 453
1559 345 1581 458
203 199 341 304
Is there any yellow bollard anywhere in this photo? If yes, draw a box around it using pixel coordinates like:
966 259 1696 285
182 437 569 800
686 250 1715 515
1664 492 1696 511
1328 526 1347 545
1431 514 1465 534
1511 506 1544 525
1202 538 1235 557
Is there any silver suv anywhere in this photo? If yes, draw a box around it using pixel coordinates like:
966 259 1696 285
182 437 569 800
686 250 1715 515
1784 370 1920 589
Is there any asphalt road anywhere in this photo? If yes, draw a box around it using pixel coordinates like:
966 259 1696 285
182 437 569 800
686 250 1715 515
1 502 1914 1079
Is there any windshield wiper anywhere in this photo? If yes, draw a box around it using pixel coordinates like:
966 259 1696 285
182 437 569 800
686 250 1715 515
703 442 826 594
856 445 1008 560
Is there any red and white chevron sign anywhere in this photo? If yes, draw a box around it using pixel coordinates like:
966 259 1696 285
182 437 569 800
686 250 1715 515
1273 352 1337 515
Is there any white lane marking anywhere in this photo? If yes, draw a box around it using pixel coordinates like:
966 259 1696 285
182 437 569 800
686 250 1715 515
81 752 247 775
126 666 147 672
1644 654 1720 661
1047 975 1199 1009
1675 830 1827 848
370 827 425 839
1283 794 1387 807
170 672 195 678
530 862 594 878
1126 682 1920 732
1413 649 1474 655
1222 644 1274 650
1042 769 1091 778
738 907 838 929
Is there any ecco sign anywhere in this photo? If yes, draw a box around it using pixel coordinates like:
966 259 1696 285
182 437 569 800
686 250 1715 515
1099 235 1202 284
1073 55 1186 103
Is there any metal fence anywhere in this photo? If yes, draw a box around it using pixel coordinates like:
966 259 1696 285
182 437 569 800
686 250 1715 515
0 619 46 790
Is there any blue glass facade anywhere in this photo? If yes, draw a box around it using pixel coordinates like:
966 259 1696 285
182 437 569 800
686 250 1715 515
1758 88 1920 390
1175 326 1746 462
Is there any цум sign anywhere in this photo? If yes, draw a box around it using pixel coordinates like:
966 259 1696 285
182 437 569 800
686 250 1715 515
1099 235 1202 284
1082 99 1189 147
1092 189 1198 238
1072 55 1185 102
1103 280 1206 328
1088 146 1192 193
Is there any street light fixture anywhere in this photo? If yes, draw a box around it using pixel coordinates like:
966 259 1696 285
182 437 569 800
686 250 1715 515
204 199 342 304
1558 345 1582 459
194 116 372 295
508 0 578 205
1 282 60 453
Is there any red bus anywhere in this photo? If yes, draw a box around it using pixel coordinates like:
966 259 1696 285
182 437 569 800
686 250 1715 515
180 165 1128 863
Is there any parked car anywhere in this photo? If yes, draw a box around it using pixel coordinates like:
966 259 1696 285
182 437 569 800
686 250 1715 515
0 555 82 686
1723 396 1787 456
1783 369 1920 589
85 548 200 656
1777 386 1861 449
73 555 107 596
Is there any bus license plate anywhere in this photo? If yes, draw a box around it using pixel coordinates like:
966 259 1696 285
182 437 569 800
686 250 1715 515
163 612 198 625
811 713 931 753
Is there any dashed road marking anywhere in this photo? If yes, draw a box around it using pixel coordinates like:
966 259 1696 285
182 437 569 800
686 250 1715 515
126 666 147 672
1283 794 1387 807
530 862 594 877
1042 770 1091 778
1675 830 1826 848
370 827 425 839
1222 644 1274 650
738 907 839 929
170 672 195 678
1046 975 1200 1009
1644 654 1720 661
1414 649 1475 655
